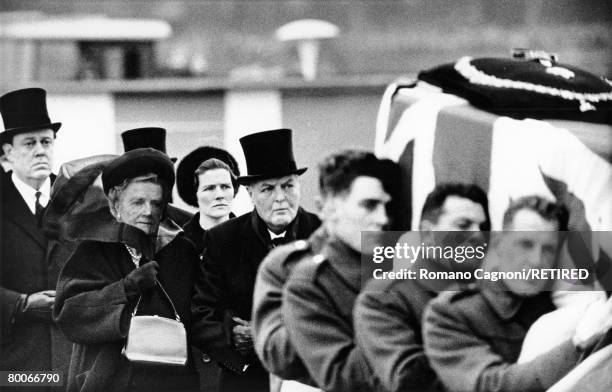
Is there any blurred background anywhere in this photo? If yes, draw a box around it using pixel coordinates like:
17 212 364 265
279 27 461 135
1 0 610 212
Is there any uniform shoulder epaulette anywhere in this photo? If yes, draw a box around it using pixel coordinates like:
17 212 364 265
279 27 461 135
308 253 329 275
267 240 313 267
311 253 327 265
268 239 307 255
292 239 310 252
283 239 312 259
289 251 329 282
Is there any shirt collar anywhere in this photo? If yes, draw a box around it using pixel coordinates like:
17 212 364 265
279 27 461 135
251 208 301 246
268 230 286 239
11 172 51 213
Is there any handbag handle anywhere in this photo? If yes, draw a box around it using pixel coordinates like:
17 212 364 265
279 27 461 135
132 279 181 322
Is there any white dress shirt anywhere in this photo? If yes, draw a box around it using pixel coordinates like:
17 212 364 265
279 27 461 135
268 230 287 240
11 173 51 214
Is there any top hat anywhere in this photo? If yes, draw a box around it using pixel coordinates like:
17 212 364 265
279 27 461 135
237 128 307 185
102 148 175 195
0 88 61 144
121 127 177 162
176 146 241 207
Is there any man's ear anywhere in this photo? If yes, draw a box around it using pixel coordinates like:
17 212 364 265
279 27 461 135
2 143 13 159
315 194 337 220
325 196 341 221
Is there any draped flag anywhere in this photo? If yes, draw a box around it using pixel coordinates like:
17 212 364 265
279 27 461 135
375 81 612 290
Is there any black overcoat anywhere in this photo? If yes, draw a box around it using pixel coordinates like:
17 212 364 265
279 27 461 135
191 208 320 392
53 229 200 392
182 211 235 392
0 171 72 385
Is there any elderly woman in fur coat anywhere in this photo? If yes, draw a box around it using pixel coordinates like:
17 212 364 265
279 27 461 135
54 148 200 392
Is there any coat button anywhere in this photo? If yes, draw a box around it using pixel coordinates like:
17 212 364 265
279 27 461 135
202 353 211 363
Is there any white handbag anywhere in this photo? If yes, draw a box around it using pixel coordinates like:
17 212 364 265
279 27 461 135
122 280 188 366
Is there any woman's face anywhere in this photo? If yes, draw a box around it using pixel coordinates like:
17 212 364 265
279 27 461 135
115 181 164 236
197 168 234 219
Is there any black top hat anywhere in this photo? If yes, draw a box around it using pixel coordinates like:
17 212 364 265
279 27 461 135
121 127 177 162
102 148 175 195
237 128 307 185
0 88 61 144
176 146 241 207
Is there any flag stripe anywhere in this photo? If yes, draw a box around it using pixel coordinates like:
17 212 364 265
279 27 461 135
433 104 493 192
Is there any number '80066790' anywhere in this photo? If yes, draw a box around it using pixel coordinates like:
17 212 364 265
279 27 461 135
1 372 62 386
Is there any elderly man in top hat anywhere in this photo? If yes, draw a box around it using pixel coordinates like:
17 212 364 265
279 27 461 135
191 128 321 392
121 126 193 226
0 88 72 389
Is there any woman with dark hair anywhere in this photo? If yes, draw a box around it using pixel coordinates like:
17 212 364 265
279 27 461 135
53 148 200 392
176 146 240 391
177 146 240 250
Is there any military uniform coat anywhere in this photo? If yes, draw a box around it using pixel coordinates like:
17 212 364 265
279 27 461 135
354 277 443 392
424 287 582 392
282 235 381 392
0 171 72 387
252 227 328 386
191 208 320 392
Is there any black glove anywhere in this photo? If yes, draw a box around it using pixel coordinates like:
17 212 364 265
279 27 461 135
124 260 159 294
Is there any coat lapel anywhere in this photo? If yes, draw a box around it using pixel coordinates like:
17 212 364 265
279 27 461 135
1 173 47 249
245 211 270 268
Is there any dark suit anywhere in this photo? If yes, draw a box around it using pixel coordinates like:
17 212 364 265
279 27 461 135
191 208 320 392
0 171 72 389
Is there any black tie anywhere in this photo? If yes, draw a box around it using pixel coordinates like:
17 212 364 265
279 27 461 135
35 191 44 224
271 237 287 247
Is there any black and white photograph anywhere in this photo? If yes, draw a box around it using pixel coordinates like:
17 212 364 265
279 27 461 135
1 1 611 391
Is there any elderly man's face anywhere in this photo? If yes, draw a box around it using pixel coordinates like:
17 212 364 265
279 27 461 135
116 181 164 236
2 129 54 189
247 174 300 233
495 208 560 296
327 176 390 253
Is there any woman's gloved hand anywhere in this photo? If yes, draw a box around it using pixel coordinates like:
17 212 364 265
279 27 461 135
124 260 159 294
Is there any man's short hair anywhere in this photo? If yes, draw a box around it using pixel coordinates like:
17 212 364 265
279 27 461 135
502 195 569 231
317 150 399 198
420 183 491 230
